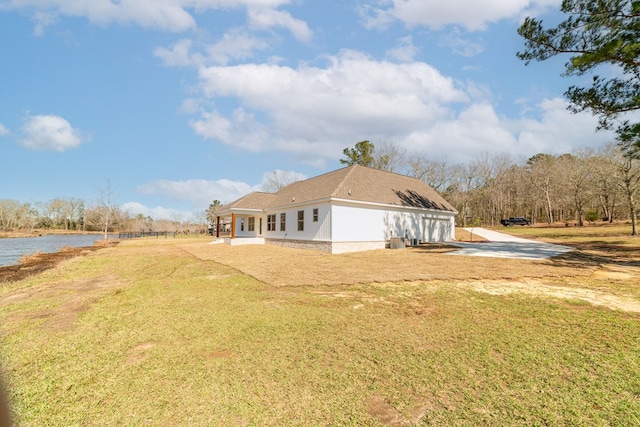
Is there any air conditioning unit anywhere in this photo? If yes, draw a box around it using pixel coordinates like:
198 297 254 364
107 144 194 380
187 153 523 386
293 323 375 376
389 237 404 249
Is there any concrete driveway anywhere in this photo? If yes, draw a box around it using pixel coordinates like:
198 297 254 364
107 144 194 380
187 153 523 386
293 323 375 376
448 227 574 260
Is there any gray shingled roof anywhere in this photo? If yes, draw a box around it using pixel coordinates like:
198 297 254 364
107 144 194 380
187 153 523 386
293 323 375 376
219 165 457 213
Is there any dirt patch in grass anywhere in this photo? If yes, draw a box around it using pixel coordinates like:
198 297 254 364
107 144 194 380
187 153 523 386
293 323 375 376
126 342 157 366
366 395 404 426
455 279 640 313
1 274 128 332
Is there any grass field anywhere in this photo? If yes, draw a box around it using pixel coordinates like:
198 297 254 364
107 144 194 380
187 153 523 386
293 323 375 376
1 226 639 426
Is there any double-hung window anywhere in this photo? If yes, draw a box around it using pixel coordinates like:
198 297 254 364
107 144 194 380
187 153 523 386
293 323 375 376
297 210 304 231
280 213 286 231
313 208 319 222
267 214 276 231
248 217 255 232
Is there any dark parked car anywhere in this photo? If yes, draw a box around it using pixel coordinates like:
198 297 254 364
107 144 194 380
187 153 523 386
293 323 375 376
500 217 531 226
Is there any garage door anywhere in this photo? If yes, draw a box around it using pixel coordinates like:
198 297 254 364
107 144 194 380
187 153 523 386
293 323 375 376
425 218 451 242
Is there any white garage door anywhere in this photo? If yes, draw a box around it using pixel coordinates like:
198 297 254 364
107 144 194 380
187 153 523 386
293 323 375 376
425 218 451 242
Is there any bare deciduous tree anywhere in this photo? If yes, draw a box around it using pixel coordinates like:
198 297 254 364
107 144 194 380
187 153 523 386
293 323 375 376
593 144 623 222
560 151 595 226
526 154 561 224
372 141 406 172
96 179 117 239
609 146 640 235
261 170 305 193
407 153 454 192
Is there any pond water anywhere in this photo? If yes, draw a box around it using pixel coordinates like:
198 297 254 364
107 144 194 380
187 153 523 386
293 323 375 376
0 234 114 267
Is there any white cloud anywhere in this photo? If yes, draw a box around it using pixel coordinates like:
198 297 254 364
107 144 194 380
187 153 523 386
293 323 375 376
509 97 614 156
438 30 484 57
20 114 88 152
154 31 269 67
120 201 193 222
128 170 307 220
361 0 557 31
32 11 57 36
154 39 204 67
400 98 612 163
385 36 418 62
6 0 300 33
137 178 258 207
191 50 468 163
180 97 206 114
205 29 270 65
0 124 9 136
401 103 518 159
16 0 196 33
247 7 313 41
188 49 610 164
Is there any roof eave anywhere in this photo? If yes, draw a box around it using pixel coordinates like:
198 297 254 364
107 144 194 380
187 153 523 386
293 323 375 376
268 196 456 214
216 207 265 216
331 198 457 214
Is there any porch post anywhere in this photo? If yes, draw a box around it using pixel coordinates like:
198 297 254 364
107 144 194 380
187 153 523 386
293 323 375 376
216 216 220 238
231 213 236 238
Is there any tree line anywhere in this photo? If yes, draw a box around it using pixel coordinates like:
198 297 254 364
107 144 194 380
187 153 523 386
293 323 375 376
341 140 640 235
3 140 638 236
0 198 210 235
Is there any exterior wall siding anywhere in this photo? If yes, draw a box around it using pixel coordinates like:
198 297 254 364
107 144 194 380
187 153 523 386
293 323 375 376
263 204 331 241
331 203 456 244
230 201 455 253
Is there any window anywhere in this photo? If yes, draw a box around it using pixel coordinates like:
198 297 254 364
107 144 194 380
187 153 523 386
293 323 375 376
297 210 304 231
248 217 255 232
240 218 244 232
313 208 319 222
267 214 276 231
280 213 286 231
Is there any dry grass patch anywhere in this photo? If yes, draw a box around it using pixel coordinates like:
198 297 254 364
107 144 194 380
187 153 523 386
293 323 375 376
180 242 597 287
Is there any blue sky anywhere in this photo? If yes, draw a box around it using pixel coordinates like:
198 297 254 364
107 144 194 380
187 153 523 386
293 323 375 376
0 0 614 221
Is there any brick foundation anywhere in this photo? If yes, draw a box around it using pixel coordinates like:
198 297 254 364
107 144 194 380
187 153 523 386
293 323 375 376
265 238 385 254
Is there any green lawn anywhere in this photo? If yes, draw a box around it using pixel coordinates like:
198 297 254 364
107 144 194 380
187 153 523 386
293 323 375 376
1 238 639 425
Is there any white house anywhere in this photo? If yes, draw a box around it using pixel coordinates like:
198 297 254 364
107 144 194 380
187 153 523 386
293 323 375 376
214 165 457 254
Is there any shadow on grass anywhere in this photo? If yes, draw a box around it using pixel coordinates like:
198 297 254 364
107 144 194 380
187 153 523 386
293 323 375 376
411 241 640 272
545 242 640 269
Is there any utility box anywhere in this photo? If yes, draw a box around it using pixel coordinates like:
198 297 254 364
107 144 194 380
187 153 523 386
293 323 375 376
389 237 404 249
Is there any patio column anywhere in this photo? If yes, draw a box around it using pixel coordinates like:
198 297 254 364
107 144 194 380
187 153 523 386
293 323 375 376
231 213 236 239
216 216 220 238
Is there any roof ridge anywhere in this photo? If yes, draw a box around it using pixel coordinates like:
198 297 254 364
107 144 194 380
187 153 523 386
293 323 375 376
332 164 359 197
